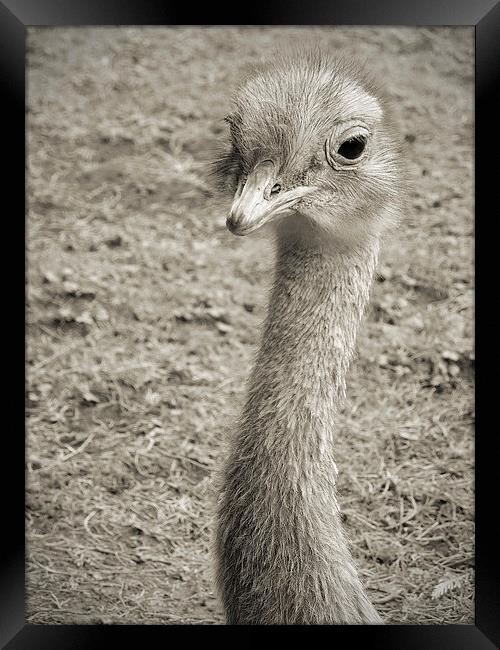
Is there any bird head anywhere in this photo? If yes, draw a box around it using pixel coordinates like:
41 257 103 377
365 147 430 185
214 50 403 248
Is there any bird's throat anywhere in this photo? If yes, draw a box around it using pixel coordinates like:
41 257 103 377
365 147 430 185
241 239 379 454
219 237 383 624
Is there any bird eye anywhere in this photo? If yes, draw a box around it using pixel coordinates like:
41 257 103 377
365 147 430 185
325 125 370 169
337 136 366 160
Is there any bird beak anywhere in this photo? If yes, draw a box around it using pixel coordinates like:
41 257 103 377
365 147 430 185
226 160 315 236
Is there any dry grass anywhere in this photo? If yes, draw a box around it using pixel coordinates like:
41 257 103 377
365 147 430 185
26 26 474 624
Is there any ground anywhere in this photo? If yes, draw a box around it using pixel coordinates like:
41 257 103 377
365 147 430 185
26 26 474 625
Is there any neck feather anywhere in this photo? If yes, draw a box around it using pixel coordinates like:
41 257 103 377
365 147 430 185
219 233 382 624
241 236 379 457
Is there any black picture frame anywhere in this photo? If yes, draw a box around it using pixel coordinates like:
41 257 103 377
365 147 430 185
2 0 498 646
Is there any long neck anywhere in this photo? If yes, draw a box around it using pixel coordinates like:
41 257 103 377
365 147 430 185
222 235 382 623
241 236 379 460
219 233 382 624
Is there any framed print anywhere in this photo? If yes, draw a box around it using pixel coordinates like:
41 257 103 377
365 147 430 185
2 0 498 647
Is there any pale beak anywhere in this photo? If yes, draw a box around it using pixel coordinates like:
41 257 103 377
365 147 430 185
226 160 315 236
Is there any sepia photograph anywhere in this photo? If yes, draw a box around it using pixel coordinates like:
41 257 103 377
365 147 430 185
26 26 474 625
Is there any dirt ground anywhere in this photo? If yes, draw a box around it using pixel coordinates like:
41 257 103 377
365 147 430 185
26 27 474 625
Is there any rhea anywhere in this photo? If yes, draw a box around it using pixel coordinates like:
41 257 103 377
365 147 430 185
213 50 403 625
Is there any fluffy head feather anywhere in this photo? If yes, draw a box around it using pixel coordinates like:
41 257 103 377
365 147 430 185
213 49 404 248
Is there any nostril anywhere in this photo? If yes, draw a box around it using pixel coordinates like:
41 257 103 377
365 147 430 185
270 183 281 195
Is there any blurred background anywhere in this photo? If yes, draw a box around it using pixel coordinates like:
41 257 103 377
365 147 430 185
26 26 474 624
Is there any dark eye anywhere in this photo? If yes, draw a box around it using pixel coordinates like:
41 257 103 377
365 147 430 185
337 136 367 160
